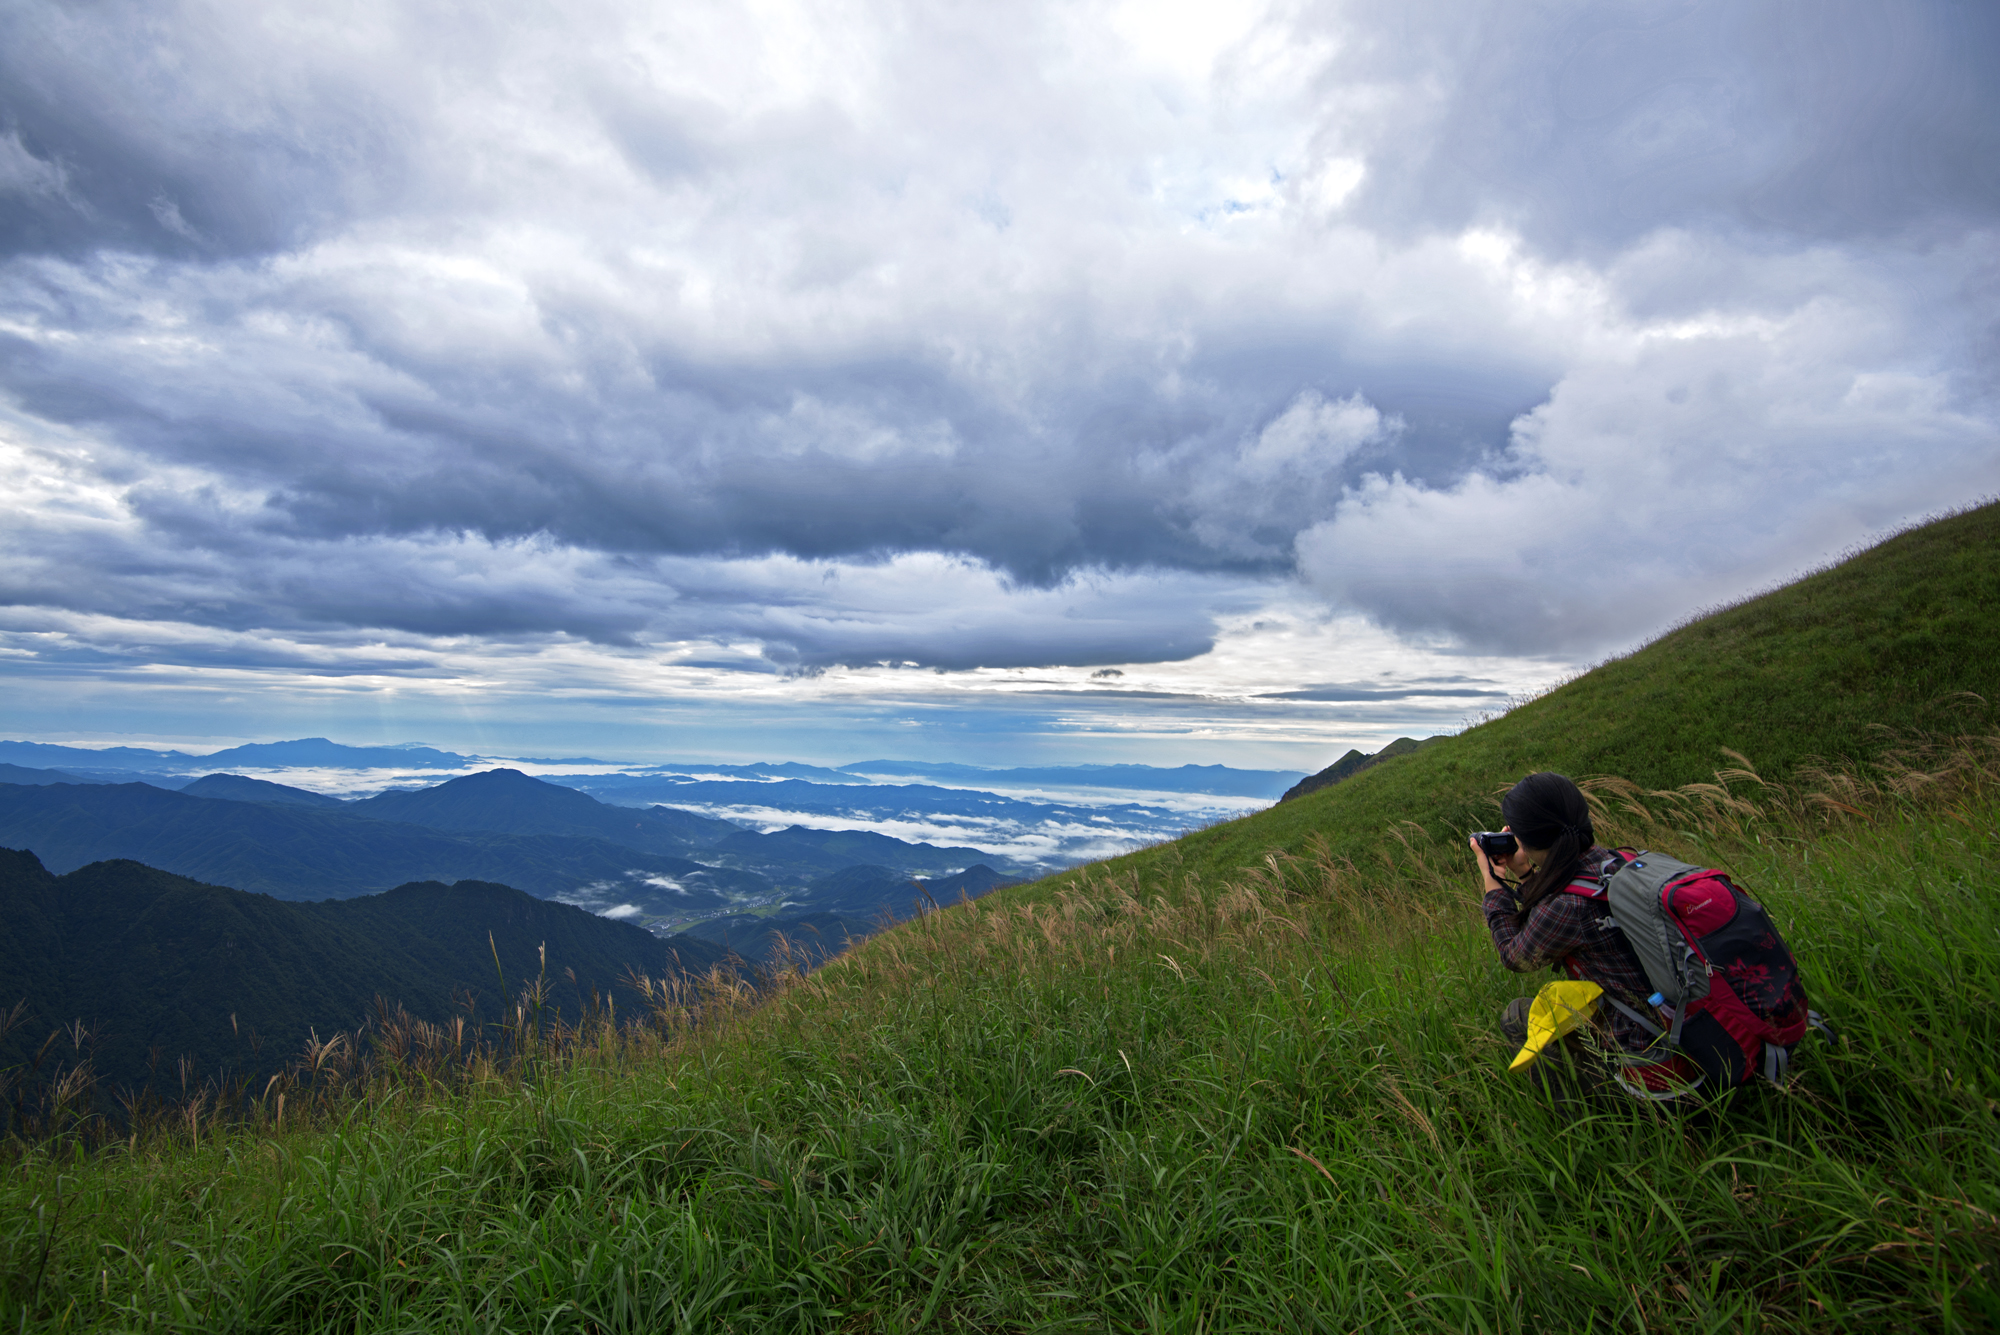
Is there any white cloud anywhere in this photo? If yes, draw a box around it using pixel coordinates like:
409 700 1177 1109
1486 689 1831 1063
1176 390 1401 559
147 195 202 242
0 131 69 199
0 0 1992 758
1297 236 2000 651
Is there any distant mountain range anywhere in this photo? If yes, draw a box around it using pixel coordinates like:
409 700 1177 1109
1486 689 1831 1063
0 737 475 774
0 741 210 770
566 774 1183 831
586 759 1305 797
347 769 742 851
0 849 733 1096
0 773 764 904
196 738 474 770
643 761 874 785
0 762 104 786
0 738 1304 798
837 760 1306 798
0 745 1264 1100
0 767 1027 911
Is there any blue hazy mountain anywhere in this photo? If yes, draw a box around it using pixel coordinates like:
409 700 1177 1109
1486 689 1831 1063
0 742 1261 934
0 763 109 786
576 762 871 787
0 741 1304 797
0 781 759 903
669 761 871 784
0 741 203 770
0 738 476 781
573 762 1301 800
0 769 1042 917
561 776 1185 830
196 737 473 769
839 760 1304 798
348 769 741 851
179 773 348 807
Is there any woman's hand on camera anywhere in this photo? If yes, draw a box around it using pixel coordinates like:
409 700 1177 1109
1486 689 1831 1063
1469 835 1507 893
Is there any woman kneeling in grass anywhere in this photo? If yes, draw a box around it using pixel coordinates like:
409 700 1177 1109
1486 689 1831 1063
1471 771 1657 1093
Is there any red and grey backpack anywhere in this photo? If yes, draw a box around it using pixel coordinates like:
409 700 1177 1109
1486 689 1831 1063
1563 850 1827 1094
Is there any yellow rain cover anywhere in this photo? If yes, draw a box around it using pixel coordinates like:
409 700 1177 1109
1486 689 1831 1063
1508 981 1605 1072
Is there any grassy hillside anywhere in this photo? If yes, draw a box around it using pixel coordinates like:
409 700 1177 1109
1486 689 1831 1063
1131 499 2000 891
2 505 1997 1332
8 735 1995 1331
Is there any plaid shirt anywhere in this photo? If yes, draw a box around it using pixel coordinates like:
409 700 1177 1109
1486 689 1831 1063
1484 845 1658 1052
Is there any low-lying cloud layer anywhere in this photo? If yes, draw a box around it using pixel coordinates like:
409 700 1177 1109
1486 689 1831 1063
2 0 1995 748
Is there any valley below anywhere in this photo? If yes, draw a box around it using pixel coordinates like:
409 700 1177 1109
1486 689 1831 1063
0 753 1311 1096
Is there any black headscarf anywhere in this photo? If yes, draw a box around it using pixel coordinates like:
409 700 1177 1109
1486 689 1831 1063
1501 771 1594 912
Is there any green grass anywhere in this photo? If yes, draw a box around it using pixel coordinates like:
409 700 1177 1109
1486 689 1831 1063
4 739 1998 1331
4 504 1999 1332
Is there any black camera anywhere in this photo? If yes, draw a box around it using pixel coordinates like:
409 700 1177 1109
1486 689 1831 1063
1473 831 1518 859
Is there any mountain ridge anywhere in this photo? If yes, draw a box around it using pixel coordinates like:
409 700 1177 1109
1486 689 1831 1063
0 849 735 1096
1276 736 1442 803
0 781 759 903
348 768 742 852
0 763 108 787
180 773 348 807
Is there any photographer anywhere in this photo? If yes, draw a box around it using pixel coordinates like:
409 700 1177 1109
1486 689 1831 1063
1472 772 1658 1082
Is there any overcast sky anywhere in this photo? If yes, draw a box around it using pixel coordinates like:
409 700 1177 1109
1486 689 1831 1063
2 0 1995 767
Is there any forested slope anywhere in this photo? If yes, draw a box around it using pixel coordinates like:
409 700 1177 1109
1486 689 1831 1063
0 852 731 1093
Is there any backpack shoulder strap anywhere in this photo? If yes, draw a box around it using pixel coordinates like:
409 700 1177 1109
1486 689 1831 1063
1560 849 1633 901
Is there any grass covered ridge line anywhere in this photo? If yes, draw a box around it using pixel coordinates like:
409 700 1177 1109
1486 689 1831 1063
3 736 1997 1332
1131 498 2000 894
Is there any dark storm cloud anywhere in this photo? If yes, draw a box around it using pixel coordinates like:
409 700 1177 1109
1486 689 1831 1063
0 3 412 260
0 0 1995 677
0 249 1431 591
0 504 1242 672
1317 0 2000 255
